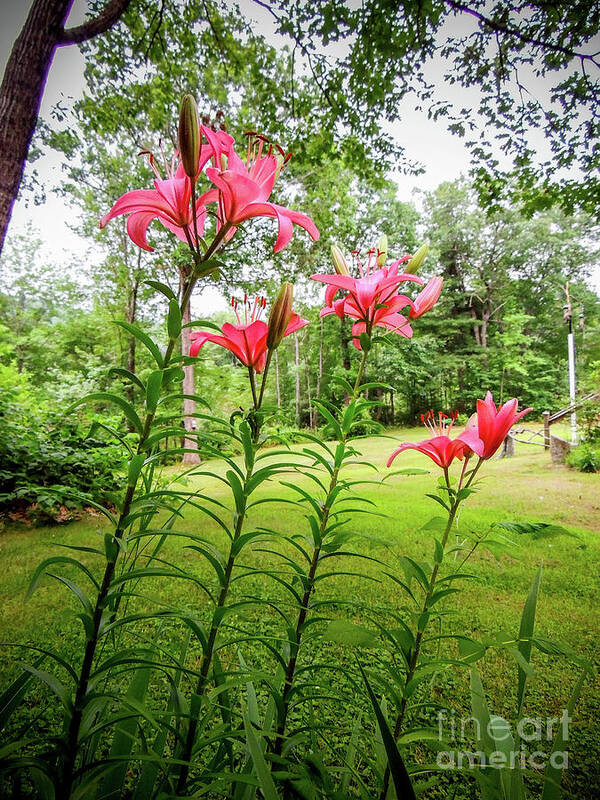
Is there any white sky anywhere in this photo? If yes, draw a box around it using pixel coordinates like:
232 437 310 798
1 0 599 306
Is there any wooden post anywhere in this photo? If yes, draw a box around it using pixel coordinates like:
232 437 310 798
499 434 515 458
543 411 550 450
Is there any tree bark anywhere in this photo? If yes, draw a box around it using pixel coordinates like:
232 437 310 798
340 317 351 371
0 0 130 254
179 267 201 465
499 434 514 458
275 349 281 408
125 274 139 417
305 355 313 428
294 332 301 426
375 387 383 422
470 307 482 346
481 310 489 349
313 315 323 425
340 316 351 403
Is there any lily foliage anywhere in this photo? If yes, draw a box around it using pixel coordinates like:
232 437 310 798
0 98 589 800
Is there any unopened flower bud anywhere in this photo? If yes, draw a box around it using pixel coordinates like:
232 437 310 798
178 94 201 179
267 282 293 350
376 233 388 266
331 245 350 276
273 151 292 181
405 243 429 274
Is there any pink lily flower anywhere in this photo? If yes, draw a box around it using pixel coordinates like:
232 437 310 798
387 410 484 469
409 276 444 319
190 295 308 373
466 392 532 459
100 155 207 252
99 128 233 251
198 133 319 252
311 248 442 349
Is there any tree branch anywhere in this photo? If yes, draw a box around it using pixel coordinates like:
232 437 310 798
445 0 600 67
250 0 339 111
59 0 131 46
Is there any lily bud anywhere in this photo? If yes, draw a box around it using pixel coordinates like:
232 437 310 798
405 243 429 274
331 245 350 276
376 233 388 266
178 94 201 179
267 282 293 350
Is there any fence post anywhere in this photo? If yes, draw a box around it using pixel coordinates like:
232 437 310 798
543 411 550 450
500 434 515 458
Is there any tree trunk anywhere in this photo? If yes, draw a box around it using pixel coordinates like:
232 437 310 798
0 0 130 253
340 317 351 371
314 316 323 425
480 311 489 349
126 278 139 364
16 289 25 373
305 356 313 428
294 332 301 426
340 316 351 403
390 390 395 425
375 388 383 422
470 307 482 346
275 349 281 408
124 275 139 424
179 267 200 465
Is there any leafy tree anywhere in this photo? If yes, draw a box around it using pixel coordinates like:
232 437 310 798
0 0 131 252
264 0 600 213
417 179 600 412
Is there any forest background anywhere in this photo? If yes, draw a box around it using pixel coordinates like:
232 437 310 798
1 0 599 521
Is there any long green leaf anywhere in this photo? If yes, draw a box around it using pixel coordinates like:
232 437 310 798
0 656 45 733
145 370 163 412
27 556 99 599
132 632 190 800
541 668 589 800
243 707 280 800
470 669 504 800
108 367 145 391
96 666 151 800
114 320 163 367
359 663 416 800
67 391 144 435
144 279 176 300
517 565 542 716
21 664 72 712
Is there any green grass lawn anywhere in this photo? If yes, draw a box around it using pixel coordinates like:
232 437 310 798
1 427 598 797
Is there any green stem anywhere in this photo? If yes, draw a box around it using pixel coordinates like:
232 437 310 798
379 458 482 800
176 457 255 792
353 343 369 393
257 349 274 409
248 366 259 408
190 182 200 254
177 322 281 789
59 230 217 797
273 346 370 755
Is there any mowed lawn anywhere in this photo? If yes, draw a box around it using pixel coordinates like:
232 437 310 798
0 427 598 797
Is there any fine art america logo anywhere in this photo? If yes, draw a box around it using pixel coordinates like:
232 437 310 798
436 710 571 770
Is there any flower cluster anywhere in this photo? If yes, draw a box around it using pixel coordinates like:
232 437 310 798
311 245 443 349
190 292 307 373
100 122 319 254
388 393 532 469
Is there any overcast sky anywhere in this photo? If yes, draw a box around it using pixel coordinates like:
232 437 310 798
2 0 599 304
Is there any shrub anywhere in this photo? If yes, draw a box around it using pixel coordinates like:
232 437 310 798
0 402 124 525
567 442 600 473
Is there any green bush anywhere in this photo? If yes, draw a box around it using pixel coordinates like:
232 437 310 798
0 403 124 525
567 442 600 473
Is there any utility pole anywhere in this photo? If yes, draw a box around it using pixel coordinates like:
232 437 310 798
563 282 578 445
